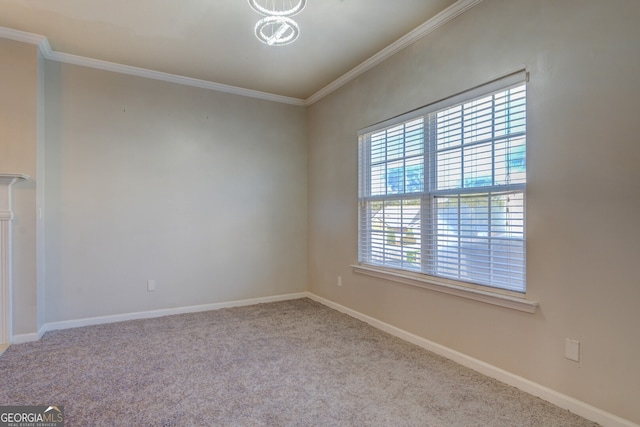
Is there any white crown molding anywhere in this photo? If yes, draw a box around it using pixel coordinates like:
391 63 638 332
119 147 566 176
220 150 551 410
0 26 306 106
0 26 47 47
304 0 484 106
46 50 307 106
0 0 483 107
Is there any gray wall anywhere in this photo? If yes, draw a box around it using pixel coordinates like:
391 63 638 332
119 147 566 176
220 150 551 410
43 62 308 321
0 38 39 336
307 0 640 423
2 0 640 423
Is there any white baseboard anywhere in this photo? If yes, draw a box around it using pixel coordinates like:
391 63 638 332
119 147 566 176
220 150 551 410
12 292 307 343
305 292 638 427
11 325 47 344
8 291 636 427
11 331 42 344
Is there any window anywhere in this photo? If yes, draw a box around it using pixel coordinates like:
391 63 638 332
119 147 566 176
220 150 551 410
358 72 527 293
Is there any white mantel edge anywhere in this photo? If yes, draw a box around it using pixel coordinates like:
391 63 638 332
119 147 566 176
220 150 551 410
0 173 29 183
0 173 29 347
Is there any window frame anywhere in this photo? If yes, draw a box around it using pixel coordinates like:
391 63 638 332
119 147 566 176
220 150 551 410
357 70 532 303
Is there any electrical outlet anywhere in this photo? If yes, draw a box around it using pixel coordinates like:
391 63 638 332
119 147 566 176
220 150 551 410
565 338 580 362
337 276 342 287
147 279 156 292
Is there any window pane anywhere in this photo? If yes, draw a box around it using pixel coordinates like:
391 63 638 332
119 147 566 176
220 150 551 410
371 133 386 163
494 138 526 185
491 237 525 291
367 119 425 197
459 195 489 237
405 119 424 157
494 86 526 137
463 95 493 144
437 106 462 150
405 157 424 193
491 192 525 238
367 199 421 270
431 191 525 291
460 236 491 284
370 164 386 196
463 143 493 188
437 148 462 190
386 160 405 194
434 196 459 277
386 124 405 161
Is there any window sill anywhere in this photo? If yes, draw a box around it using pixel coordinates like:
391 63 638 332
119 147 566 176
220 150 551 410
351 264 539 314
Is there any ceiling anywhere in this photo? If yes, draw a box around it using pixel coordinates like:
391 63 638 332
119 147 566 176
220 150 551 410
0 0 464 102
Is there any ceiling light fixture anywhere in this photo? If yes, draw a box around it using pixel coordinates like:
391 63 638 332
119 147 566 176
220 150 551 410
248 0 307 17
255 16 300 46
248 0 306 46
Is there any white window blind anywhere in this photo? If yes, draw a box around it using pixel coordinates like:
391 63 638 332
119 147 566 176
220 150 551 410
358 71 527 293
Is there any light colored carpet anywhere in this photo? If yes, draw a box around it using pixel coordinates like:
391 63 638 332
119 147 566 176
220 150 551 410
0 298 598 426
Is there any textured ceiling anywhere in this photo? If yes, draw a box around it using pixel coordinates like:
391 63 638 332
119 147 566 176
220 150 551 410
0 0 460 101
